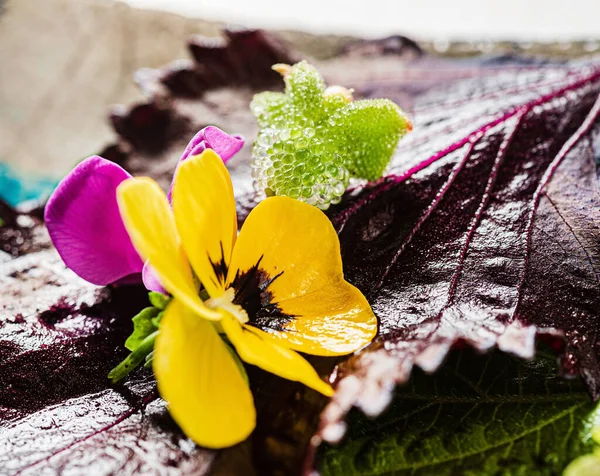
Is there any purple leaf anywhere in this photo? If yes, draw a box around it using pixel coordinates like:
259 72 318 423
319 66 600 440
0 249 218 474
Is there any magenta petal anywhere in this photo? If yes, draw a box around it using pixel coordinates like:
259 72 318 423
202 126 244 162
188 140 208 159
142 260 167 294
180 126 244 164
168 126 244 201
44 156 144 286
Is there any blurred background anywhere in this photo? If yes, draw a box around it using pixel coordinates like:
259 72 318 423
121 0 600 41
1 0 599 204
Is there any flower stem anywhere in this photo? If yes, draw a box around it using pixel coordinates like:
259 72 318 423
108 331 158 383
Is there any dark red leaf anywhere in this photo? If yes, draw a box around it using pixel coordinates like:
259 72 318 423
0 246 221 474
319 65 600 441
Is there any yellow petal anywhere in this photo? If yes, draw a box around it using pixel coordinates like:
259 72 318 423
221 313 334 397
226 196 376 355
172 150 237 298
117 177 220 320
264 280 377 356
227 196 341 301
154 299 255 448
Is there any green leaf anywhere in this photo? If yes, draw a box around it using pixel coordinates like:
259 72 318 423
250 60 411 209
124 307 159 351
108 331 158 383
250 91 289 127
317 346 600 476
564 453 600 476
332 99 411 181
151 310 164 328
284 60 325 120
564 428 600 475
148 291 170 310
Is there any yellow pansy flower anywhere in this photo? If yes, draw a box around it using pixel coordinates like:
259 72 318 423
116 149 377 448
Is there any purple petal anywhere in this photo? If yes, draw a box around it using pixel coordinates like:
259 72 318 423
202 126 244 162
181 126 244 164
187 140 207 159
45 156 144 286
168 126 244 201
142 260 167 294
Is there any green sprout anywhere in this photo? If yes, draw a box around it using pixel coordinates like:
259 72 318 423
250 60 412 209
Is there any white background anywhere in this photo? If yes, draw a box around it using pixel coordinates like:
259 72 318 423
120 0 600 41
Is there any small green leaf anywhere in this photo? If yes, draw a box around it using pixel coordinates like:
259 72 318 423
317 345 600 476
148 291 170 310
250 91 289 127
108 331 158 383
124 307 159 351
332 99 411 181
151 310 164 328
250 60 411 209
284 60 325 120
323 92 350 115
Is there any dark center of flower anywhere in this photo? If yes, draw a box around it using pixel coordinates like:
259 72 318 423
229 256 295 332
207 245 296 331
209 242 228 289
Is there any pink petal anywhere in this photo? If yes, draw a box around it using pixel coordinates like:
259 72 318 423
201 126 244 162
45 156 144 286
142 260 167 294
168 126 244 201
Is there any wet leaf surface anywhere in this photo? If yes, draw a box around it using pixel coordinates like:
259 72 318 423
318 346 600 476
0 246 217 474
2 1 600 473
321 64 600 441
